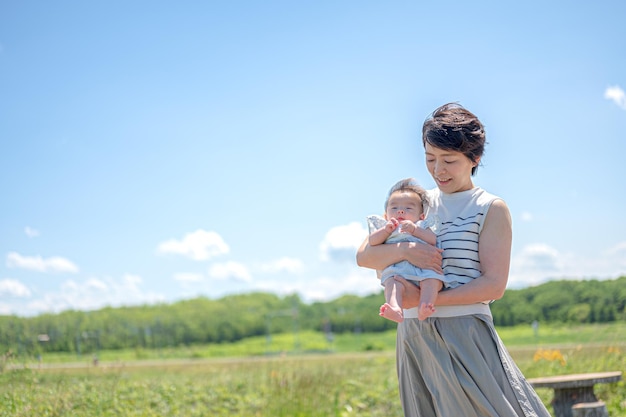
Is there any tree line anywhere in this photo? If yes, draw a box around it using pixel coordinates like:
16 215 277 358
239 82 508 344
1 276 624 356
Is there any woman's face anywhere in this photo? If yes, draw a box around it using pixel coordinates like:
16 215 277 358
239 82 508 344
424 143 478 193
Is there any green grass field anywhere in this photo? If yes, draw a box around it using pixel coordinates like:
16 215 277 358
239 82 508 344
1 322 625 416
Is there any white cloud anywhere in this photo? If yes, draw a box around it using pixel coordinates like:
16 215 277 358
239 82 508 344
319 222 367 262
157 229 229 261
259 257 304 274
509 243 563 287
85 278 108 291
208 261 251 282
24 226 40 238
607 241 626 258
515 243 560 271
603 242 626 273
509 241 626 288
6 252 79 273
0 279 32 297
303 268 381 301
253 265 380 302
22 274 164 315
173 272 204 283
520 211 533 222
604 85 626 110
123 273 142 288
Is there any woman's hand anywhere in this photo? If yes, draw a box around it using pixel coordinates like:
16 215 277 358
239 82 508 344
405 241 443 274
357 238 443 273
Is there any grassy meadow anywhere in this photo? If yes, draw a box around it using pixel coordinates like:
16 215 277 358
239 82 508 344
1 322 625 416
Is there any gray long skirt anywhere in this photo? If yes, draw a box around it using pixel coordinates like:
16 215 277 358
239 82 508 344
396 314 551 417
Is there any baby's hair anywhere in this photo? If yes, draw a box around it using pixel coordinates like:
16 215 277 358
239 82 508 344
384 178 429 212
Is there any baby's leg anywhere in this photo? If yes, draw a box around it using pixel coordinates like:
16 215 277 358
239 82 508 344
417 278 443 321
379 277 405 323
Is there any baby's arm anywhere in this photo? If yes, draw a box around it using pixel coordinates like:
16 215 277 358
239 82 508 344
399 220 437 246
412 226 437 246
369 218 398 246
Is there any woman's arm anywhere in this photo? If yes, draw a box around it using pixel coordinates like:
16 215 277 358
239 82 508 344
398 199 512 308
356 236 443 273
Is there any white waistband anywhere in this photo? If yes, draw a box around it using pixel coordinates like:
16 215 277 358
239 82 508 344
403 303 492 319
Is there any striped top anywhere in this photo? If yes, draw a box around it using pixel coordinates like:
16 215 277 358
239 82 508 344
426 186 500 289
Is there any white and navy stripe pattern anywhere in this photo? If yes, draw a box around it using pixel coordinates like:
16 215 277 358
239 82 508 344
426 187 499 288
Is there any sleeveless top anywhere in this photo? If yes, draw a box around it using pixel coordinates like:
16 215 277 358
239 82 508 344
426 186 501 288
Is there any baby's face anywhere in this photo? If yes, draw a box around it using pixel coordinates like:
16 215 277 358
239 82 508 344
385 191 423 223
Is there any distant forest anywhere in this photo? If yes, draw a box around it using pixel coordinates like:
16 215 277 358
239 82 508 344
1 276 624 356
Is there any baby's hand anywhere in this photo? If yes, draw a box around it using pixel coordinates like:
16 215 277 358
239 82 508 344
399 220 416 234
385 218 399 233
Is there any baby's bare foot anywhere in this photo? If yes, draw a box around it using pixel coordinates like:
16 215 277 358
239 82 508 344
380 303 404 323
417 303 436 321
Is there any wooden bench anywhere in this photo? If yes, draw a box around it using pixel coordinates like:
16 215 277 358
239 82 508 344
528 371 622 417
571 401 608 417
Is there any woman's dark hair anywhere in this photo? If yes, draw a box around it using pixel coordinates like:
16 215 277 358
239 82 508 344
422 103 487 176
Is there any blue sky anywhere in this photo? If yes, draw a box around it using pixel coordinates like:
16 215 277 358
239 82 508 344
1 1 625 316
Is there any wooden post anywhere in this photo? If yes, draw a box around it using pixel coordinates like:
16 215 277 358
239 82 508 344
571 401 609 417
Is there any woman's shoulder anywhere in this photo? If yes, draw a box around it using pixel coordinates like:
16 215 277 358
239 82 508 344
473 187 504 206
476 189 511 224
485 197 510 216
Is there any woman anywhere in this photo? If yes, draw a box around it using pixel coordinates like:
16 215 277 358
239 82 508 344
356 103 550 416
